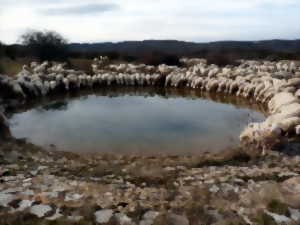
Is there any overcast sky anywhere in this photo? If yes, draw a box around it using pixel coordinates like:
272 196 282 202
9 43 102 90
0 0 299 44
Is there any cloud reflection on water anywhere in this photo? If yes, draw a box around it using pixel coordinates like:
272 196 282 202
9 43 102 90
10 92 265 155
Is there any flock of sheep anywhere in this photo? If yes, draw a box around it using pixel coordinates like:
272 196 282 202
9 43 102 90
1 56 300 149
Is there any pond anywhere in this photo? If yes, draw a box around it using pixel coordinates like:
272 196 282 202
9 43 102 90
9 87 265 155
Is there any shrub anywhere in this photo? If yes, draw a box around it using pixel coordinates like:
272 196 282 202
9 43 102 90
252 210 277 225
206 51 239 67
140 51 182 66
121 54 138 62
267 199 290 217
20 30 68 61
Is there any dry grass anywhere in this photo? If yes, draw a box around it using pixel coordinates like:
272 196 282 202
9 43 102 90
194 147 259 168
251 210 277 225
127 164 177 187
0 57 32 76
68 58 93 74
241 182 285 213
0 57 94 76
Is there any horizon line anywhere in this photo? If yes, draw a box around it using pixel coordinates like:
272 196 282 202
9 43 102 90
4 38 300 45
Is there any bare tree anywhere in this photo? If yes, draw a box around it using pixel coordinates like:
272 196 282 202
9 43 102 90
20 30 68 61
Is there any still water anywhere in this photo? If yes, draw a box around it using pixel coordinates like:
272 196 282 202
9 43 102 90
9 88 265 155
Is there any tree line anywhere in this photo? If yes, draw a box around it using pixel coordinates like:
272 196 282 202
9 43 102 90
0 30 300 69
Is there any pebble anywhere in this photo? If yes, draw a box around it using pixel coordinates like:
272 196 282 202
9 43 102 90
265 210 291 223
30 204 52 218
17 200 34 211
46 208 63 220
114 213 133 225
94 209 114 223
0 193 15 207
167 213 189 225
209 185 220 193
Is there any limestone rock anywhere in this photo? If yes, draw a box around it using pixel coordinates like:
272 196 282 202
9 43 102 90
281 177 300 207
95 209 114 224
30 204 52 218
114 213 133 225
0 193 15 207
166 214 189 225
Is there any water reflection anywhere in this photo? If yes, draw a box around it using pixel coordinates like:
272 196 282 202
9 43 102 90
9 87 265 155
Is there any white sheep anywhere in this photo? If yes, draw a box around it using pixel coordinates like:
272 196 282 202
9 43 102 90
50 81 56 90
63 78 70 90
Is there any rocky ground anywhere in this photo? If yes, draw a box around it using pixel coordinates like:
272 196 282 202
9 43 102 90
1 139 300 225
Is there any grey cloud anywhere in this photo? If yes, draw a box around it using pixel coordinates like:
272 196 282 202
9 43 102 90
1 0 64 7
41 3 119 16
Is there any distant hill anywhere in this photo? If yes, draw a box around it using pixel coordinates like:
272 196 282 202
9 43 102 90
68 39 300 55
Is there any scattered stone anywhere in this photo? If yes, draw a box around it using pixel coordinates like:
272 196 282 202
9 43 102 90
68 215 83 221
0 193 15 207
37 166 48 171
2 176 16 182
209 185 220 193
265 210 291 223
114 213 133 225
2 187 22 193
65 193 83 201
21 189 34 196
289 207 300 221
3 151 20 163
282 177 300 194
167 213 189 225
95 209 114 223
140 211 160 225
46 208 63 220
30 170 38 176
281 176 300 207
30 204 52 218
17 199 34 211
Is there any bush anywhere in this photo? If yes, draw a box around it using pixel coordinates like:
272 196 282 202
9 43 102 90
121 54 138 62
20 30 68 61
4 45 20 60
206 51 239 67
140 51 182 66
252 210 277 225
267 199 290 217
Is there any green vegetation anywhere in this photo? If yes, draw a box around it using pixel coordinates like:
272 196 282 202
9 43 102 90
252 210 277 225
267 199 291 217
